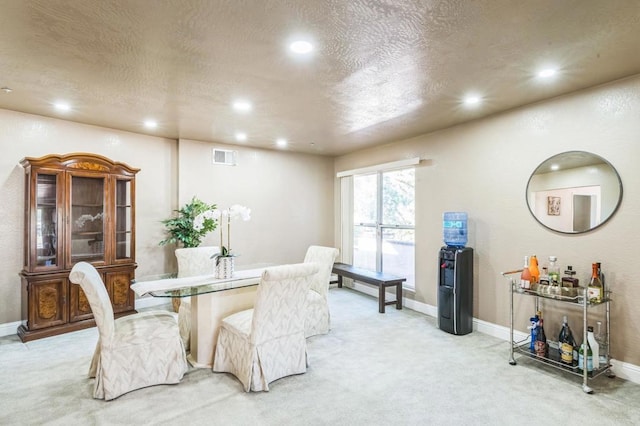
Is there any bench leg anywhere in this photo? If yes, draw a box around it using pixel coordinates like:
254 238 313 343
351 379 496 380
396 283 403 310
379 285 385 313
337 275 343 288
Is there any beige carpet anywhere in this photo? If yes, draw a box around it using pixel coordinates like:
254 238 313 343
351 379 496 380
1 287 639 425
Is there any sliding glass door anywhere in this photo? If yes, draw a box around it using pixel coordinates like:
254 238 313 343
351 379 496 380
353 168 415 288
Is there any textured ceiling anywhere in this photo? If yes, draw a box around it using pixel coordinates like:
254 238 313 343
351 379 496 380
1 0 639 156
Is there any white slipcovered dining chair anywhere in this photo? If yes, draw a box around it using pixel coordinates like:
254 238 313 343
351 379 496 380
303 245 339 337
213 263 318 392
69 262 188 400
175 246 220 350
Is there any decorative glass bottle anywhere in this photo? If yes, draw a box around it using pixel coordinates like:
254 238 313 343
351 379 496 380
520 256 532 291
587 263 603 303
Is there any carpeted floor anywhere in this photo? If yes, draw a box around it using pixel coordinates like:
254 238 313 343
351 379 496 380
1 287 638 425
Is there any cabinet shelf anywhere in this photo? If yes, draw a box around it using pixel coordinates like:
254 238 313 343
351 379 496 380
516 287 611 307
71 253 104 261
502 269 615 394
72 231 103 236
512 338 613 379
72 203 104 208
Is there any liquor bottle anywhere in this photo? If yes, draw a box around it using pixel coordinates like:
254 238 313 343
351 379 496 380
578 339 593 373
528 314 539 353
587 326 600 369
539 267 550 285
558 315 576 366
561 265 579 288
529 255 540 284
534 311 548 358
595 321 608 366
548 256 560 286
588 263 603 303
520 256 532 291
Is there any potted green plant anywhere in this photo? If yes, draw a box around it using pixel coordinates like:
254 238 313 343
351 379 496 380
159 197 218 248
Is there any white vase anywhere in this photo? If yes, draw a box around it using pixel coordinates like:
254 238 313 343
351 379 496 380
215 256 234 279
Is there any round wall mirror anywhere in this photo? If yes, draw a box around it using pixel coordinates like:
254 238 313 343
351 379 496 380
526 151 623 234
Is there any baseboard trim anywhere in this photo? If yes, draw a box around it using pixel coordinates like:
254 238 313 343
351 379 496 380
610 359 640 384
348 284 640 386
0 320 23 338
0 298 165 338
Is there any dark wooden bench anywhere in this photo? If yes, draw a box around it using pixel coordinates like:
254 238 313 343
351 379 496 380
331 262 405 313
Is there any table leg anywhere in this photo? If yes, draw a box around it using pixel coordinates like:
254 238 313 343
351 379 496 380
337 275 343 288
396 283 403 310
379 285 385 313
188 286 258 368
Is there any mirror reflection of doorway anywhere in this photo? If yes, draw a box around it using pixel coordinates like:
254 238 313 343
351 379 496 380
573 194 596 232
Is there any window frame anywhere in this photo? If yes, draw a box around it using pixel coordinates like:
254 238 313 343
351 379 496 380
352 167 415 290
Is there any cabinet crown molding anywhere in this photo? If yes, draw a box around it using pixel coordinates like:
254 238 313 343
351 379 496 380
20 152 140 176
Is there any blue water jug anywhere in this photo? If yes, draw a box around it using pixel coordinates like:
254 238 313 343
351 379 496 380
443 212 467 247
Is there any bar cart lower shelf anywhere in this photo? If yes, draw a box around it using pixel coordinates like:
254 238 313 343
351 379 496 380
502 269 615 394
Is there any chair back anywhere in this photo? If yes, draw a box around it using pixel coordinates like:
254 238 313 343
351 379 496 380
250 263 318 345
303 246 339 296
175 246 220 277
69 262 115 344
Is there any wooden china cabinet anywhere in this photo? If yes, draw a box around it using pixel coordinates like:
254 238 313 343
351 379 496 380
18 153 139 341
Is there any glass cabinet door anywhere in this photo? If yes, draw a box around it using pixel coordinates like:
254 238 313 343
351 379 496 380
69 174 106 266
114 177 134 261
34 172 61 269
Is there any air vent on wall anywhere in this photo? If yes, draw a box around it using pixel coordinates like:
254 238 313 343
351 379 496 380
212 148 237 166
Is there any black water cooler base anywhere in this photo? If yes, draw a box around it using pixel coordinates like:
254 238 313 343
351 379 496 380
437 246 473 335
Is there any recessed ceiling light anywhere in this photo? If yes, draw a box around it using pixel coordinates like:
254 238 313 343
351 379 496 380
276 138 288 148
550 164 559 171
232 100 253 113
1 87 12 93
538 68 557 78
289 40 313 54
235 132 247 142
463 95 481 106
144 119 157 129
54 102 71 112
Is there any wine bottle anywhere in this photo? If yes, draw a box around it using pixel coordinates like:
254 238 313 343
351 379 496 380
558 316 576 366
587 326 600 369
596 262 605 288
587 263 603 303
529 255 540 284
520 256 532 291
578 339 593 373
534 311 548 358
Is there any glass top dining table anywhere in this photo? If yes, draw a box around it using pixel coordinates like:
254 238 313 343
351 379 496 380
130 267 266 298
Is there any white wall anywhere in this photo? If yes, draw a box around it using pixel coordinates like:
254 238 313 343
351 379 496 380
334 75 640 366
0 109 177 324
176 138 335 269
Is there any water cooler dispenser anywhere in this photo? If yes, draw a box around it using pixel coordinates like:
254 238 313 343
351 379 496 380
438 212 473 335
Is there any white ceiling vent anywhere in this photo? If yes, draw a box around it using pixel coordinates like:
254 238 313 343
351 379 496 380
212 148 237 166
